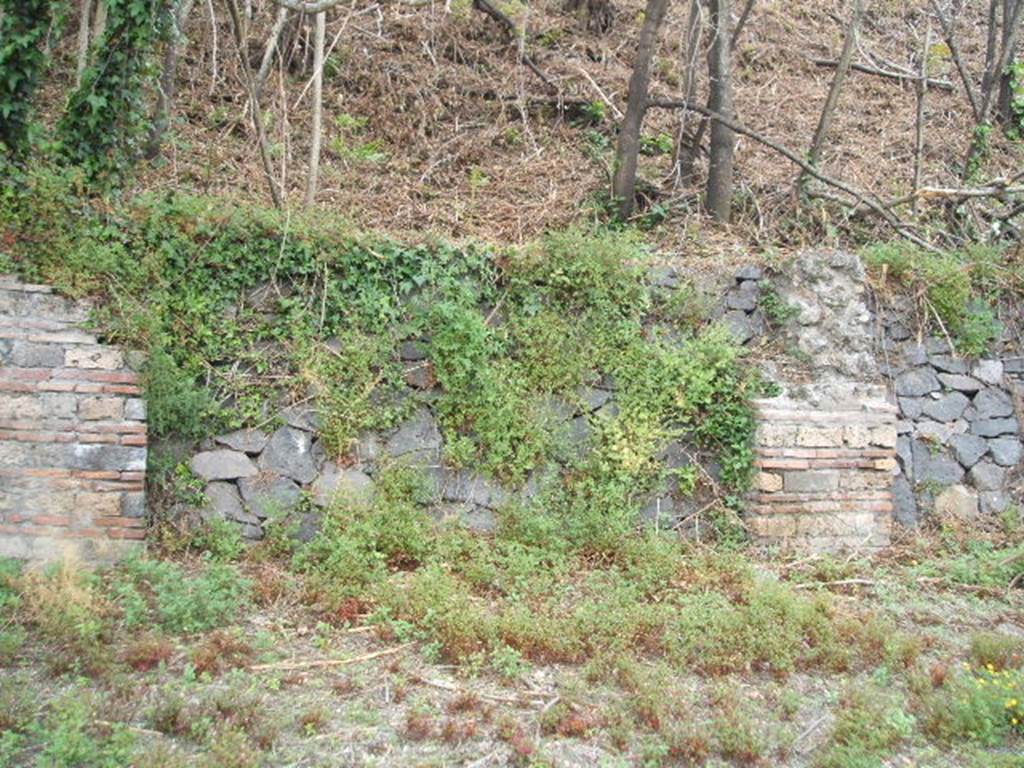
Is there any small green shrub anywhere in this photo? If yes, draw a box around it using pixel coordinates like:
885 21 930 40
30 692 135 768
758 281 799 327
190 519 247 563
863 243 1007 357
815 685 915 768
970 633 1024 671
144 345 223 441
921 666 1024 747
112 557 251 633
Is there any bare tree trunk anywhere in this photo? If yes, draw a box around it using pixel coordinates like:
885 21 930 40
930 0 982 121
671 0 704 187
146 0 197 160
982 0 1000 97
997 0 1020 124
255 6 290 99
964 0 1024 177
563 0 614 33
705 0 735 222
92 0 107 42
797 0 865 192
611 0 670 220
75 0 93 86
730 0 755 50
913 25 931 214
224 0 283 208
305 10 325 206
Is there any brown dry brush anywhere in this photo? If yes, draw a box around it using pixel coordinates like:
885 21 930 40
34 0 1024 254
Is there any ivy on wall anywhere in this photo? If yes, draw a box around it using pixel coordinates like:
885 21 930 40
0 0 53 156
57 0 165 183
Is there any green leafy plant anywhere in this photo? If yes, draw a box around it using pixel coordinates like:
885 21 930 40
864 242 1006 357
0 0 53 156
112 557 251 633
758 281 799 327
57 0 165 183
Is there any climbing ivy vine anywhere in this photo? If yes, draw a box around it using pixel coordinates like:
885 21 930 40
0 0 53 157
57 0 164 183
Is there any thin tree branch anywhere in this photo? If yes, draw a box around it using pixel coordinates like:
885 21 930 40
929 0 981 120
224 0 284 208
811 57 954 91
255 5 289 98
730 0 754 50
800 0 865 191
648 98 942 252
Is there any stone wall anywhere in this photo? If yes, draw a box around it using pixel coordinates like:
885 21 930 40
749 392 897 550
745 251 897 551
0 276 146 561
876 312 1023 525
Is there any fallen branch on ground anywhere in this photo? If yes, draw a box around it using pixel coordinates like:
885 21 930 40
811 58 954 91
250 642 414 672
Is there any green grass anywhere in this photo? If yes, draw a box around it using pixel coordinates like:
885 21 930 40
862 241 1019 357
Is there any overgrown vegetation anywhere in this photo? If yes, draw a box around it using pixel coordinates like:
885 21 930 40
2 167 761 520
863 241 1019 356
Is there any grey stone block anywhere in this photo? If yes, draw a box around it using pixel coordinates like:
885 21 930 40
722 310 757 344
399 340 429 361
215 428 270 455
979 491 1011 515
971 418 1019 438
892 475 917 527
895 368 941 397
726 289 758 312
968 461 1008 491
386 408 442 460
896 436 913 477
783 470 839 493
898 397 925 419
928 355 968 374
949 433 988 468
124 398 147 421
121 492 146 519
912 440 964 485
988 437 1023 467
440 469 509 510
577 386 612 413
311 463 374 507
922 392 969 423
735 265 764 281
239 474 302 517
938 373 983 393
901 344 929 366
888 322 911 342
191 449 258 481
973 388 1015 419
204 481 262 537
260 426 318 484
11 341 65 368
972 359 1004 385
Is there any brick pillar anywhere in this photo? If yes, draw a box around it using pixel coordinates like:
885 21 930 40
0 276 146 561
747 389 897 551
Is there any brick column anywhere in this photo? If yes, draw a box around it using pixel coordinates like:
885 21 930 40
747 390 897 551
0 276 146 561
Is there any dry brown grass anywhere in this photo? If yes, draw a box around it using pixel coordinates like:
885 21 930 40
30 0 1021 274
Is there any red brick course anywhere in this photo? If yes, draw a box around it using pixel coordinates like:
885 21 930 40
0 278 147 561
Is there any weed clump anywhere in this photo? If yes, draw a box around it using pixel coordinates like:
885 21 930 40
863 242 1013 357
